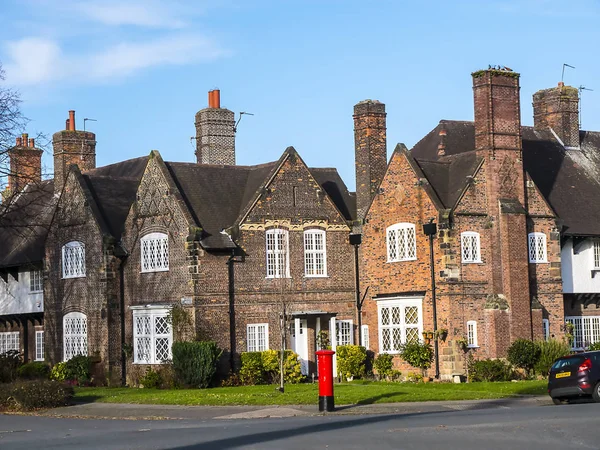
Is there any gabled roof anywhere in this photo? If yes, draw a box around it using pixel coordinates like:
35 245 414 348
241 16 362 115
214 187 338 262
409 120 600 235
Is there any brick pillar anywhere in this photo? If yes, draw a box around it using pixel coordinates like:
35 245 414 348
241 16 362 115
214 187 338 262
533 82 579 148
195 90 236 165
53 110 96 194
7 134 43 194
353 100 387 222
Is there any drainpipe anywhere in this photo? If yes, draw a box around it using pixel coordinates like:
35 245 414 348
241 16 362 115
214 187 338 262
116 250 129 387
227 250 236 372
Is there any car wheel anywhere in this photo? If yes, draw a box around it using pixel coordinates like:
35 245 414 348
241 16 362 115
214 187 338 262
592 383 600 403
552 398 564 405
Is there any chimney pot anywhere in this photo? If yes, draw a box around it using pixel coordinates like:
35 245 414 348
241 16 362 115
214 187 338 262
213 89 220 108
22 133 29 146
208 90 213 108
558 81 565 88
69 110 76 131
29 138 35 148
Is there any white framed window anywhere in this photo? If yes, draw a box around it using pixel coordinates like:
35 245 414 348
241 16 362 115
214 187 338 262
566 316 600 350
0 332 19 354
63 312 87 361
378 297 423 354
266 228 290 278
62 241 86 278
594 240 600 270
141 232 169 272
361 325 369 349
467 320 478 347
133 308 173 364
247 323 269 352
35 331 44 361
30 269 43 292
542 319 550 342
461 232 481 263
528 232 547 263
304 229 327 277
386 223 417 262
336 320 353 346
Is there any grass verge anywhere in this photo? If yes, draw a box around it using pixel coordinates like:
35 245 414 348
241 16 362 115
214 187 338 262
74 380 547 406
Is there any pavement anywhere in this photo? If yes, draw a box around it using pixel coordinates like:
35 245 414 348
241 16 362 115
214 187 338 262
25 395 554 421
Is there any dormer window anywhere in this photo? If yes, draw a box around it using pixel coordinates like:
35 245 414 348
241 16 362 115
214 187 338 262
141 232 169 273
30 269 43 292
62 241 86 278
461 232 481 263
528 232 547 263
386 223 417 262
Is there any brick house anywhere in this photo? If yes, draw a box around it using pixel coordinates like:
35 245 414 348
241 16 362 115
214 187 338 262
359 68 600 378
40 92 360 384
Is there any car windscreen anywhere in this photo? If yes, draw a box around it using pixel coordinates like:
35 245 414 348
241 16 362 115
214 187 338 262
551 356 585 371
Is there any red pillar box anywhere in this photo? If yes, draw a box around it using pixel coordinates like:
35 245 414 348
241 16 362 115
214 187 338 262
316 349 335 412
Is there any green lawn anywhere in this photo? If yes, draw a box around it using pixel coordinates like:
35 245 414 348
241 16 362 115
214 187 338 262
74 380 548 406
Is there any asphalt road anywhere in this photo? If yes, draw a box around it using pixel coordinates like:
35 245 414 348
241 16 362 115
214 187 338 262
1 402 599 449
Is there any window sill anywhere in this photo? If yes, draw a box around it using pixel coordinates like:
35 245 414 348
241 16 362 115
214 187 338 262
141 269 170 274
29 291 43 295
529 260 548 264
461 260 482 264
34 358 44 362
467 345 480 349
62 275 86 279
133 361 166 365
304 275 329 278
386 258 417 263
265 276 292 280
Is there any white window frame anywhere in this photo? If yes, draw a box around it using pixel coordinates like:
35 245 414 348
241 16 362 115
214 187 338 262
133 308 173 364
461 232 481 263
30 269 43 293
0 331 19 354
386 223 417 262
247 323 269 352
304 229 327 277
140 232 169 273
377 297 423 354
361 325 369 349
467 320 478 348
62 241 86 279
593 240 600 270
528 232 548 263
336 320 354 347
266 228 290 278
542 319 550 342
566 316 600 350
35 330 44 361
63 312 87 361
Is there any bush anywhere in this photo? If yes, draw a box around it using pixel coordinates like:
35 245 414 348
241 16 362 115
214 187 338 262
374 353 394 379
172 341 222 388
0 380 74 411
336 345 367 379
139 367 163 389
17 362 50 380
239 350 304 385
282 350 304 384
239 352 265 385
62 355 93 384
588 341 600 351
400 342 434 374
468 358 512 382
0 350 22 383
50 362 68 381
535 339 571 376
507 339 540 377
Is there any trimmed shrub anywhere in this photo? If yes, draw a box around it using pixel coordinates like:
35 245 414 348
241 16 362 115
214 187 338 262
0 350 22 383
336 345 367 379
172 341 222 388
63 355 93 384
50 362 68 382
400 342 434 375
239 350 304 385
139 367 162 389
535 339 571 376
283 350 303 384
374 353 394 379
17 362 51 380
507 339 540 377
0 380 74 411
239 352 265 385
468 358 512 382
588 341 600 351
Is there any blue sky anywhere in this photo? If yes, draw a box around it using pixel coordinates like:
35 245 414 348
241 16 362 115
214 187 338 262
1 0 599 190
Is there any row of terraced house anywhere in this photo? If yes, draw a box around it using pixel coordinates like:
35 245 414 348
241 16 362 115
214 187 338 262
2 67 600 383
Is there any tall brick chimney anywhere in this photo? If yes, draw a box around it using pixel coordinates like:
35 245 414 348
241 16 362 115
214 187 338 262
353 100 387 222
194 89 236 165
6 133 43 195
472 68 531 347
53 110 96 194
533 82 579 148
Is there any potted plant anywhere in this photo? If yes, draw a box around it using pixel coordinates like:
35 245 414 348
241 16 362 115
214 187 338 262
434 328 448 342
456 336 469 353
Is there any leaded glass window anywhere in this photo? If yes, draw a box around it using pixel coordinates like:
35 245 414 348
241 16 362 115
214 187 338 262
141 233 169 272
386 223 417 262
266 229 289 278
461 232 481 263
62 241 86 278
63 312 87 361
528 232 547 263
378 298 423 354
304 230 327 276
133 309 172 364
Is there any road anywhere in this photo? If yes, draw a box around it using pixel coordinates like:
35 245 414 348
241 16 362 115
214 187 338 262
1 402 599 449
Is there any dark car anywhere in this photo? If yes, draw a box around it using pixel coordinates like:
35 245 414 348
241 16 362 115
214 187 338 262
548 351 600 404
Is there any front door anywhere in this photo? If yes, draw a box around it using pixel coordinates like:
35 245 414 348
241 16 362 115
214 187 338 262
291 318 309 375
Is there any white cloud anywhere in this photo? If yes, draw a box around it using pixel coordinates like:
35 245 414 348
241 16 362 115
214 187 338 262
3 34 227 86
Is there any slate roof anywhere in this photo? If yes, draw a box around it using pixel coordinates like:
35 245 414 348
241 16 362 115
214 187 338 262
409 120 600 236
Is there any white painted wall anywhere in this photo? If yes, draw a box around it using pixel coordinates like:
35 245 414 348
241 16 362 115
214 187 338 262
561 238 600 293
0 269 43 315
